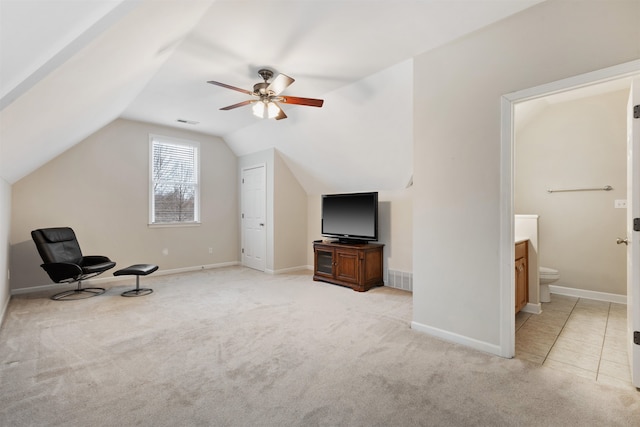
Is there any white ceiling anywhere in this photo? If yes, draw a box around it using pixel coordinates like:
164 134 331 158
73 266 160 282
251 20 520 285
0 0 544 192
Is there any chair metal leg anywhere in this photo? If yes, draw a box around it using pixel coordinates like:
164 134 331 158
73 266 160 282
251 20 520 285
51 281 106 301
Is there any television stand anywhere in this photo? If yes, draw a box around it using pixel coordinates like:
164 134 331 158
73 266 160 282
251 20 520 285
313 241 384 292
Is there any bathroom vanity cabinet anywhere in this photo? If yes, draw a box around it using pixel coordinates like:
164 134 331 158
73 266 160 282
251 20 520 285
515 240 529 313
313 241 384 292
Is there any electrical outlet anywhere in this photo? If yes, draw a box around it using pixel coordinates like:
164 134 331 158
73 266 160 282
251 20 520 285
208 247 213 254
615 199 627 209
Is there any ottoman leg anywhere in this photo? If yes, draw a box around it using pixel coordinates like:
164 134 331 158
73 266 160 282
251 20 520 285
121 275 153 297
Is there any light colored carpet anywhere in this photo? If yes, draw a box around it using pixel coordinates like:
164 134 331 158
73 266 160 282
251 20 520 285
1 266 639 426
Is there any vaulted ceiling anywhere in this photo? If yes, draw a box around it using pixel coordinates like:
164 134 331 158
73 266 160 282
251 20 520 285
0 0 544 193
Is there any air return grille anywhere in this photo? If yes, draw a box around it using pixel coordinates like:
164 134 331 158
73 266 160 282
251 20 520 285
387 270 413 292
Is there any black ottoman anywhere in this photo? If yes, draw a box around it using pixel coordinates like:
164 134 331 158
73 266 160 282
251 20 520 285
113 264 158 297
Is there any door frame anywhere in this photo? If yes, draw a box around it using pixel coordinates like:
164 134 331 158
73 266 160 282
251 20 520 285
499 59 640 358
627 78 640 386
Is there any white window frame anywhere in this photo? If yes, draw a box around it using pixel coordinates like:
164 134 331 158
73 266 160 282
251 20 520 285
149 134 201 227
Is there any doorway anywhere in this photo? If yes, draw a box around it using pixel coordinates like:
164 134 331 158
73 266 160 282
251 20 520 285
512 80 630 387
515 82 629 300
500 61 640 379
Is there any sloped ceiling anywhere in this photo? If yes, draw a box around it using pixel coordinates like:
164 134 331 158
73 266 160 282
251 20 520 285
0 0 544 191
514 76 636 134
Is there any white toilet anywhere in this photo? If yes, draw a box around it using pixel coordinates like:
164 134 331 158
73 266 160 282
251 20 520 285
539 266 560 303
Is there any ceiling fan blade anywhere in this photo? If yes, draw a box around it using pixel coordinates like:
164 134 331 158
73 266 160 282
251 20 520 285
220 100 255 110
273 103 287 120
267 73 295 95
207 80 254 95
279 96 324 107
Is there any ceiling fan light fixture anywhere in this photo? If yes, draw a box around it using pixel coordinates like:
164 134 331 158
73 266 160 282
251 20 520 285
252 100 280 119
252 101 266 118
267 102 280 119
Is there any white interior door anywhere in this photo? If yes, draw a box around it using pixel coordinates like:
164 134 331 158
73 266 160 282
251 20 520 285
627 78 640 387
241 165 266 272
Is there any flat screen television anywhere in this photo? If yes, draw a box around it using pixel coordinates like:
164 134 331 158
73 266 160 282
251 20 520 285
321 192 378 243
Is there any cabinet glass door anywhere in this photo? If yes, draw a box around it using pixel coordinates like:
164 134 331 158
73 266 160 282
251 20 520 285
316 250 333 275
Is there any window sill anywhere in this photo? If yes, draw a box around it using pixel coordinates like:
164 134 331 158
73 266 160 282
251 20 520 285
148 222 201 229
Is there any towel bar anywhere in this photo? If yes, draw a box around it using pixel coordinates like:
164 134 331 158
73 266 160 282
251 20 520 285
547 185 612 194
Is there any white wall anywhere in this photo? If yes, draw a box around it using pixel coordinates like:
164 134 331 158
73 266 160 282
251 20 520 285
10 118 239 290
515 90 628 295
412 0 640 353
0 178 11 323
273 151 308 272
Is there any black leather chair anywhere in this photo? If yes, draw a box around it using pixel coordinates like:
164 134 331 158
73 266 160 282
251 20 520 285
31 227 116 300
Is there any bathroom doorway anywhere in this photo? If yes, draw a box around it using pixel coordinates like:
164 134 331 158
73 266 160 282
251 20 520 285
501 60 640 386
515 81 629 301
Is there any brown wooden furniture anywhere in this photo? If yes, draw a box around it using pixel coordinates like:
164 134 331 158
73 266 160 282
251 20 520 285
515 240 529 313
313 241 384 292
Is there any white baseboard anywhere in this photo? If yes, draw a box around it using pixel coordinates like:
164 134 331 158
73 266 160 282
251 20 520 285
0 293 10 328
11 261 240 295
549 284 627 305
521 302 542 314
265 265 310 275
410 321 502 357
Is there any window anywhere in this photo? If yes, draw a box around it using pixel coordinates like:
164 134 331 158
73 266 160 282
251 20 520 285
149 135 200 225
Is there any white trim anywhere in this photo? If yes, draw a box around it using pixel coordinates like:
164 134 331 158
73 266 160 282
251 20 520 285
265 265 309 275
503 59 640 104
499 95 516 358
411 321 502 356
11 283 65 295
514 214 539 220
0 294 10 328
549 285 627 305
11 262 239 295
147 222 201 228
500 59 640 359
521 302 542 315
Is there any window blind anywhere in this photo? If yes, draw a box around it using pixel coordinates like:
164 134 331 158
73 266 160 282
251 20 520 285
150 138 199 224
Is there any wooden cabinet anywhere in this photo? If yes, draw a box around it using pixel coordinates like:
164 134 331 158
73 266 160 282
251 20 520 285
313 241 384 292
515 240 528 313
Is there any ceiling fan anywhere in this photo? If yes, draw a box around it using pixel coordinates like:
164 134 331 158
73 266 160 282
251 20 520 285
207 69 324 120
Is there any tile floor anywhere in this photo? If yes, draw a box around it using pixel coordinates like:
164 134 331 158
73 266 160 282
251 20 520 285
516 294 634 390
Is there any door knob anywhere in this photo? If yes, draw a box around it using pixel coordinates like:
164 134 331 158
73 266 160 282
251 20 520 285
616 237 629 245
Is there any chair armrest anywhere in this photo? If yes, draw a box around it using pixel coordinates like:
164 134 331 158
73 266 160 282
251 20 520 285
82 255 113 264
80 256 116 274
40 262 83 283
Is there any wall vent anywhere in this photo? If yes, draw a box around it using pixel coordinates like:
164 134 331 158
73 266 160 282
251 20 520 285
176 119 199 125
387 269 413 292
